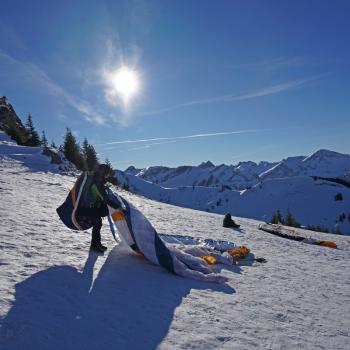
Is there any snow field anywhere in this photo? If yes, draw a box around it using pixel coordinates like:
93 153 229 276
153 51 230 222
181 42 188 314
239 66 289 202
0 145 350 349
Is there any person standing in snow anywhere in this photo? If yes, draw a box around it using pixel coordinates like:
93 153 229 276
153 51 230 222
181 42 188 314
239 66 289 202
76 164 122 253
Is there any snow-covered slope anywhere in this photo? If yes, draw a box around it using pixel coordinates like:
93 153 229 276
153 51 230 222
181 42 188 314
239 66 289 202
116 170 350 234
1 146 350 349
0 130 13 143
0 130 75 173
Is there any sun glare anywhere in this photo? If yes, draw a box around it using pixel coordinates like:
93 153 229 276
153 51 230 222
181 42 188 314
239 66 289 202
110 67 139 104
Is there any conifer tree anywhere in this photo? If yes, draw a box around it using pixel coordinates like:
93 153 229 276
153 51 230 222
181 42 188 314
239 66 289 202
271 209 284 224
41 131 48 147
50 141 57 148
82 137 99 171
285 210 301 228
105 158 113 174
276 209 284 224
271 211 278 224
25 114 41 146
63 128 85 170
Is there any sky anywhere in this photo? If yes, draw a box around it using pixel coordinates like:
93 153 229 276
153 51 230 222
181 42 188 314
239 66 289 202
0 0 349 169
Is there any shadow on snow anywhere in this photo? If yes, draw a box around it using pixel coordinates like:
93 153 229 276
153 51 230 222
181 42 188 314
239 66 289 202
0 245 234 350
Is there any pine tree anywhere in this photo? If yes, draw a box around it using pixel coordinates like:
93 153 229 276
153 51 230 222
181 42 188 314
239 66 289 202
82 137 99 171
276 210 284 224
271 209 284 224
271 211 278 224
63 128 85 170
50 141 57 148
285 211 294 226
105 158 113 174
25 114 41 146
41 131 48 147
285 210 301 228
82 138 89 156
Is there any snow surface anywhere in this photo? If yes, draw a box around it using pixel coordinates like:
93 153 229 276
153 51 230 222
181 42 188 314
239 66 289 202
1 137 350 349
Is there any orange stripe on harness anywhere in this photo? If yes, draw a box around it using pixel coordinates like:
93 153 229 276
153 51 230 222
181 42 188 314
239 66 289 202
112 210 125 221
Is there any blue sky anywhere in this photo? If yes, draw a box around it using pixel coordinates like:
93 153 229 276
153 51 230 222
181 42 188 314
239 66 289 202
1 0 349 169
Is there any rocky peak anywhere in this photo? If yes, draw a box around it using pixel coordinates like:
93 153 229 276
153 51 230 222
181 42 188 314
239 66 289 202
304 149 347 162
0 96 28 144
198 160 215 169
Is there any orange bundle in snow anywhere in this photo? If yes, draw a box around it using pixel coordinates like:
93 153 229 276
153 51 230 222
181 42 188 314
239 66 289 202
317 241 337 249
201 255 218 265
227 246 250 260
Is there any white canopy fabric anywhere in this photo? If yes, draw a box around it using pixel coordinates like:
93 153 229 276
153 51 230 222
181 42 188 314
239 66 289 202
107 192 228 284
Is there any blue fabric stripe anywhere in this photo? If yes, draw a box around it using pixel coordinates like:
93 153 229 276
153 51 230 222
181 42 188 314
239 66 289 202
120 197 140 252
154 230 175 273
120 197 174 272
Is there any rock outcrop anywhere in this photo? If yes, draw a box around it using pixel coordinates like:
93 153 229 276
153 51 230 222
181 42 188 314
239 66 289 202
0 96 28 144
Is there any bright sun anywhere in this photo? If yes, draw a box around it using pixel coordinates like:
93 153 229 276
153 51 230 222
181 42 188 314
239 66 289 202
110 67 139 103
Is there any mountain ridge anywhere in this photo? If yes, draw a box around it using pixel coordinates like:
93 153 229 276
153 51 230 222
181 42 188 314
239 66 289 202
118 148 350 234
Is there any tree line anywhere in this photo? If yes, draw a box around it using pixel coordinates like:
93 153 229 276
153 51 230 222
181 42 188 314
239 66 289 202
270 209 344 235
8 113 113 173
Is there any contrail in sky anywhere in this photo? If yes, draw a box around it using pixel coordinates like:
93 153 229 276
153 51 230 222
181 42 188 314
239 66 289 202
97 129 271 147
140 77 318 116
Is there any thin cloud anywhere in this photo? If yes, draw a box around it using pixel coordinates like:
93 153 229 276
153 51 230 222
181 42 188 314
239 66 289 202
97 129 270 148
127 140 178 152
0 51 106 126
227 56 304 71
141 77 317 116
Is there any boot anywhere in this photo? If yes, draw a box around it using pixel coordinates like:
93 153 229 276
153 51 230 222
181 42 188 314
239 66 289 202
90 243 105 253
99 243 107 251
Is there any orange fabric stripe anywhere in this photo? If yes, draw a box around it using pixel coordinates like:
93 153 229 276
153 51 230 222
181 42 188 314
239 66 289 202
112 210 125 221
71 183 77 207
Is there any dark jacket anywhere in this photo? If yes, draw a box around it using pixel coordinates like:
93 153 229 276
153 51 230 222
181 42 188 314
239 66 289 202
79 172 121 210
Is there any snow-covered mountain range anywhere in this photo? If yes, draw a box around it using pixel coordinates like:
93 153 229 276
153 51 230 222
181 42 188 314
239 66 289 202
125 160 276 190
126 149 350 190
118 149 350 234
